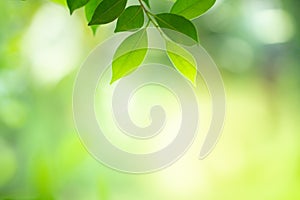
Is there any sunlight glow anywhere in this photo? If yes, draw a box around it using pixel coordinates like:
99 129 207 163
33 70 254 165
251 9 295 44
22 3 84 85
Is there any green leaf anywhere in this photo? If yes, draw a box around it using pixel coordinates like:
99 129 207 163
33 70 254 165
142 0 150 8
111 29 148 83
115 6 144 32
155 13 198 45
85 0 102 34
85 0 103 21
88 0 128 25
171 0 216 19
67 0 90 14
51 0 66 6
166 40 197 85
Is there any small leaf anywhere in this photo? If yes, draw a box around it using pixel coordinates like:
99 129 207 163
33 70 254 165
142 0 150 8
89 0 128 25
171 0 216 19
155 13 198 45
85 0 103 34
115 6 144 32
166 40 197 85
111 29 148 83
67 0 90 14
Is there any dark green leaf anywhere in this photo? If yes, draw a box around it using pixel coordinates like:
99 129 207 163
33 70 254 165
111 29 148 83
88 0 127 25
67 0 90 14
155 13 198 45
171 0 216 19
85 0 102 34
85 0 103 21
142 0 150 8
166 40 197 85
115 6 144 32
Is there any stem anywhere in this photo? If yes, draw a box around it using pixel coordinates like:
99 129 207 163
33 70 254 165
138 0 157 27
138 0 166 38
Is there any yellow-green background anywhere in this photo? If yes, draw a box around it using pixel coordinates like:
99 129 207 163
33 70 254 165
0 0 300 199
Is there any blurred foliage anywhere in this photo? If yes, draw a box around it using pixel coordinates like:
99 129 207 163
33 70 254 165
0 0 300 199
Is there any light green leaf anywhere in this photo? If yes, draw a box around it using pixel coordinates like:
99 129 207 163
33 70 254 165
111 29 148 83
115 6 144 32
155 13 198 45
166 40 197 85
88 0 127 25
85 0 102 34
51 0 66 6
171 0 216 19
67 0 90 14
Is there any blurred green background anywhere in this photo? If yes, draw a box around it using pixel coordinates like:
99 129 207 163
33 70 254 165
0 0 300 199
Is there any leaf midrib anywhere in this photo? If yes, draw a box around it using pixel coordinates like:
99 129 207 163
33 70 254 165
97 0 125 20
155 14 179 31
114 29 147 61
118 7 143 30
173 0 214 16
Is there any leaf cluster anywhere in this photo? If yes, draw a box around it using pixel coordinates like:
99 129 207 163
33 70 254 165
67 0 216 84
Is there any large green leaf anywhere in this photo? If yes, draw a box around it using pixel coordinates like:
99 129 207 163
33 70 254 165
111 29 148 83
88 0 127 25
85 0 102 34
166 40 197 85
115 6 144 32
67 0 90 14
171 0 216 19
155 13 198 45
